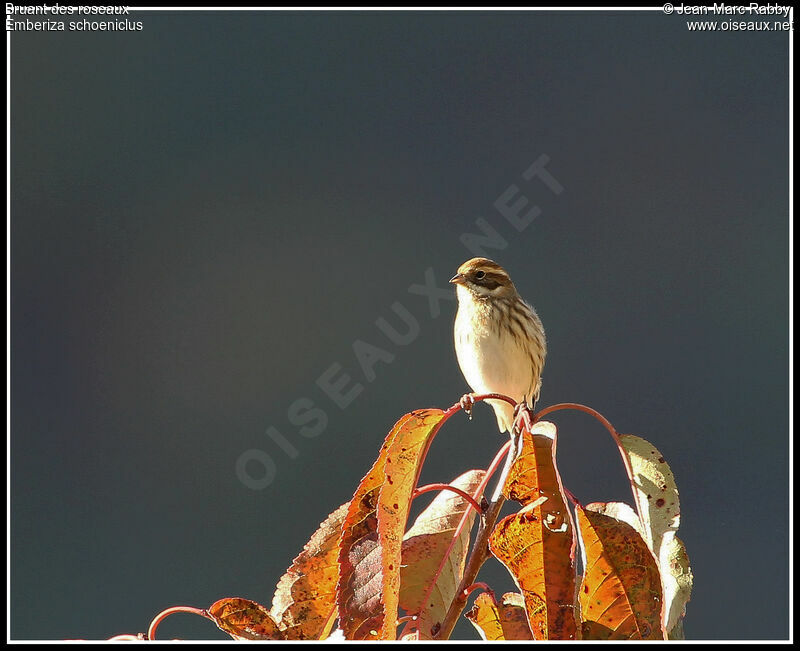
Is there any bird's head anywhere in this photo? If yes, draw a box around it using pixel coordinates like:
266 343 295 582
450 257 516 299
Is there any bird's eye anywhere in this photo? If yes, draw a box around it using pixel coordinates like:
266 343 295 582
475 271 486 280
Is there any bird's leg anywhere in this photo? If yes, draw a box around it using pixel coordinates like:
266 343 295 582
508 426 523 464
512 400 536 434
459 393 476 420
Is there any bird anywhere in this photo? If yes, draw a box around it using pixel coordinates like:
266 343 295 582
450 257 546 434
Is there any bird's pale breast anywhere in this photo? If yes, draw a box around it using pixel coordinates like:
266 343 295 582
454 290 540 431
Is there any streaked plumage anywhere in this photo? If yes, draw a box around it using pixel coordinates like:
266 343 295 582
451 257 546 433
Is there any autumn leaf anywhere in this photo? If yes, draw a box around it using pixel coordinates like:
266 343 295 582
270 502 349 639
618 434 680 558
377 409 449 640
587 501 644 535
336 416 404 641
617 435 691 635
576 503 664 640
207 597 284 640
466 591 533 640
399 469 485 639
660 531 693 639
337 409 448 640
488 420 578 640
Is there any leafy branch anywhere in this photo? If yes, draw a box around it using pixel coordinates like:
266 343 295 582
104 393 692 641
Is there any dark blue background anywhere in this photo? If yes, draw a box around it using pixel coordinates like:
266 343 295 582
11 10 789 640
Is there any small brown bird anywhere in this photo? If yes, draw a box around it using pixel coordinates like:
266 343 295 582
451 257 546 433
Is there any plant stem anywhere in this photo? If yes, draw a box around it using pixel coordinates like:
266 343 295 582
433 435 517 640
413 483 484 516
462 582 493 599
147 606 209 640
533 402 638 519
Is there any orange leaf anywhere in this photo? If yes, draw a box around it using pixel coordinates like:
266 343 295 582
576 503 664 640
336 420 400 641
270 502 349 639
488 421 578 640
466 591 534 640
207 597 284 640
337 410 447 640
378 409 448 639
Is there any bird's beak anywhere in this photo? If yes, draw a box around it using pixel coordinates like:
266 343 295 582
449 273 466 285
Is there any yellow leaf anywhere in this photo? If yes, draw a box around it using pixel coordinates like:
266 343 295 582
466 591 533 640
618 434 680 557
617 436 692 634
586 501 642 533
660 531 693 638
270 502 348 639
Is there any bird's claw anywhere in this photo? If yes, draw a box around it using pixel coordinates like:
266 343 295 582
459 393 476 420
512 402 536 435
